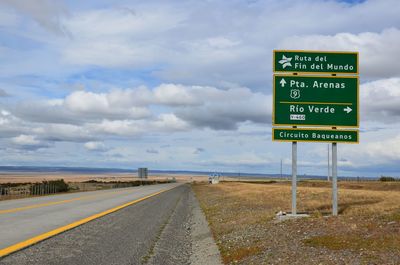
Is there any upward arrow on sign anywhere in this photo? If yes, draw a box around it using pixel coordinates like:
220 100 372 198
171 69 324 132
280 78 287 87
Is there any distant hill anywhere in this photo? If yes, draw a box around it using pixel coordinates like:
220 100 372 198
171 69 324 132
0 166 377 180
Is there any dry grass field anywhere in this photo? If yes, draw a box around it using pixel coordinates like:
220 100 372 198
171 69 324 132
192 181 400 265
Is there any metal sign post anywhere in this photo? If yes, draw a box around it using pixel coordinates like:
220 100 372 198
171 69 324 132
332 142 338 216
328 144 330 182
292 140 297 215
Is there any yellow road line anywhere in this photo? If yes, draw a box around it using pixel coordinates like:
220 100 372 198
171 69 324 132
0 188 172 258
0 188 135 215
0 196 92 215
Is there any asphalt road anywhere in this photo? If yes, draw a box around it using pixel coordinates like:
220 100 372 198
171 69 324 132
0 184 221 265
0 183 180 250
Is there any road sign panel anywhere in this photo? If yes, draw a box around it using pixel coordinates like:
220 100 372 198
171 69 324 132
273 75 358 127
272 128 358 143
273 50 358 74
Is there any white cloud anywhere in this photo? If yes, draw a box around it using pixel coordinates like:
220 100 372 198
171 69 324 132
28 0 397 88
61 6 185 67
153 113 189 131
340 132 400 172
12 83 271 131
0 109 33 138
65 90 151 119
364 137 400 162
33 124 93 142
1 0 68 34
90 119 144 136
1 0 400 176
65 91 107 112
153 84 199 106
12 134 39 145
89 113 189 137
199 152 273 168
175 86 271 130
84 141 107 151
361 78 400 123
14 101 82 125
11 134 50 150
279 28 400 79
3 0 400 87
14 90 152 124
207 37 240 49
0 7 17 27
106 86 152 107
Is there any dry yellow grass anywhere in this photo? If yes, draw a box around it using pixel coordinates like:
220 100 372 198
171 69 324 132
193 181 400 264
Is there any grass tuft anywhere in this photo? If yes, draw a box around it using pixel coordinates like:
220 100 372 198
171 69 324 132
304 234 400 251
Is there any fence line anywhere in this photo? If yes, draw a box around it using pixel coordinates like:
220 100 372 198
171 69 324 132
0 183 60 200
0 179 173 200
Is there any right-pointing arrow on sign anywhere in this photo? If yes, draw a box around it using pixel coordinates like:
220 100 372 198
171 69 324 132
344 106 352 114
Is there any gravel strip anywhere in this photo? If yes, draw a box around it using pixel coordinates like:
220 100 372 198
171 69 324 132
190 190 223 265
146 185 223 265
146 185 192 265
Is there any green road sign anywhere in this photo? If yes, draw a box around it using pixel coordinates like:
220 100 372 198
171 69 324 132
272 128 358 143
273 75 358 127
273 50 358 74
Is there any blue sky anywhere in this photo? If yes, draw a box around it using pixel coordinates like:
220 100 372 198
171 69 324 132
0 0 400 177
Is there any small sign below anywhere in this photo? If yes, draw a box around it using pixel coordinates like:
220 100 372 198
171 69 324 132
272 128 358 143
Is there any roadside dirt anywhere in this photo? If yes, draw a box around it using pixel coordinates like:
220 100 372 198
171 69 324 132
192 181 400 265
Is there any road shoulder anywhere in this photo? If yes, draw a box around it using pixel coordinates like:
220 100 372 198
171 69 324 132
145 184 222 265
190 187 223 265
